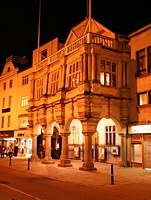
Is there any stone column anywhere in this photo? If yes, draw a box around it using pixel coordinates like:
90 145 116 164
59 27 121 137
79 132 97 171
42 133 55 164
82 53 88 81
91 53 96 81
119 132 128 167
30 134 39 161
58 133 72 167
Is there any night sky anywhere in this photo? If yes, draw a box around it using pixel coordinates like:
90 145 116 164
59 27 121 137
0 0 150 72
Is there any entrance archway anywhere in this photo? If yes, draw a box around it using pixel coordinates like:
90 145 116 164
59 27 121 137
51 126 62 159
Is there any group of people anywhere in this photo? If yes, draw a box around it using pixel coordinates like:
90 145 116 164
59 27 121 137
0 145 13 158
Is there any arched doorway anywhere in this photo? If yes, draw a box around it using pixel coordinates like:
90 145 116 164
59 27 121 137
51 126 62 159
37 128 45 158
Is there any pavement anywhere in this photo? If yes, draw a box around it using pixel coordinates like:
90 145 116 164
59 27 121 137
1 156 151 199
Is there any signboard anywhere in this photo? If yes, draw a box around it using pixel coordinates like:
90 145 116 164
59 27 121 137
98 146 106 160
0 131 14 138
111 146 120 156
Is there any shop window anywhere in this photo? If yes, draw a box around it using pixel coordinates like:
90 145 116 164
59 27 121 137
131 144 142 163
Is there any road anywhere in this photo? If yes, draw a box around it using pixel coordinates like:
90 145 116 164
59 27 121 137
1 158 151 200
0 166 110 200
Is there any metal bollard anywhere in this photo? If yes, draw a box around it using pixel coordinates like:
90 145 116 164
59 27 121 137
28 157 30 171
111 164 114 185
9 156 12 166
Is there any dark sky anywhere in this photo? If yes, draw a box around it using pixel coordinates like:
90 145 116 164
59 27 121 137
0 0 150 72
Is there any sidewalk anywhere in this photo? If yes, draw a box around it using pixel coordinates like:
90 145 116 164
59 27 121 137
1 156 151 188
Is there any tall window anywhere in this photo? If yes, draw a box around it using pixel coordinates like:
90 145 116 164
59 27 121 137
9 79 13 88
18 116 28 128
41 49 47 60
22 75 29 85
2 98 5 108
50 71 59 95
138 92 147 106
1 117 4 128
3 82 6 90
148 91 151 104
7 116 11 127
21 96 28 106
36 78 43 99
100 60 117 87
137 49 146 75
147 46 151 73
105 125 116 145
68 62 81 88
8 96 12 107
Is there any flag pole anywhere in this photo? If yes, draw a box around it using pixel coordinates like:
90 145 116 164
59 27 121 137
38 0 41 50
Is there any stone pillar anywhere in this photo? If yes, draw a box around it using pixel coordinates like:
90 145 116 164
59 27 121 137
58 133 72 167
42 133 55 164
118 131 128 167
79 132 97 171
30 134 39 161
82 53 88 81
92 53 96 81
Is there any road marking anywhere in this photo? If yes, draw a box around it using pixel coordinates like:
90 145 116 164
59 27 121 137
0 183 41 200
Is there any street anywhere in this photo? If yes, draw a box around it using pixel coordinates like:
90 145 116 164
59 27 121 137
0 157 151 200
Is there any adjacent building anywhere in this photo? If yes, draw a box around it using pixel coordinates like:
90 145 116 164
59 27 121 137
128 24 151 169
0 55 32 156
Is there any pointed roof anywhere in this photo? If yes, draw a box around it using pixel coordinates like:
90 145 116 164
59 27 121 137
65 17 115 46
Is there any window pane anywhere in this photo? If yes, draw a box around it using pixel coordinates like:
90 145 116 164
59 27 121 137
139 93 147 105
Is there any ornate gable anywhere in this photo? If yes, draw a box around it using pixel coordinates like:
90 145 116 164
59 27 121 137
65 17 115 46
1 60 16 76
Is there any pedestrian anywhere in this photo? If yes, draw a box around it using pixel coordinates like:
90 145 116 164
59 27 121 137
38 144 44 159
1 146 6 158
0 145 3 158
8 145 13 157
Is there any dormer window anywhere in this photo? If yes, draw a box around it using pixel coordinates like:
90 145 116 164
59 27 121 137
41 49 47 60
7 67 10 72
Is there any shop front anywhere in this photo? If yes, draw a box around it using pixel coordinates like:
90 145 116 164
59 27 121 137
14 130 32 157
0 130 15 147
129 125 151 169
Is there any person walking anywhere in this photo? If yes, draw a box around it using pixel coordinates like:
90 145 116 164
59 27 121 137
8 145 13 157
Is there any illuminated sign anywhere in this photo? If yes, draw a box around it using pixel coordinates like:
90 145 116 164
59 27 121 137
0 131 14 138
130 125 151 134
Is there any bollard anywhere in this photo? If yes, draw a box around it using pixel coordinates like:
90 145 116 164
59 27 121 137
9 156 12 166
27 157 30 171
111 164 114 185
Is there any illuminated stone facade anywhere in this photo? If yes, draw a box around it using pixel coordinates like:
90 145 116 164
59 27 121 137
28 17 131 170
0 55 32 155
